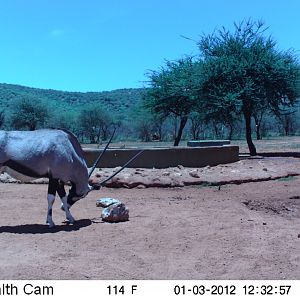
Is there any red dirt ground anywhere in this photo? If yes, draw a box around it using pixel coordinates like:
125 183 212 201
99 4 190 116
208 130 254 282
1 158 300 280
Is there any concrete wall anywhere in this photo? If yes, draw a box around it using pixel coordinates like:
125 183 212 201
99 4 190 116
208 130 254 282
83 145 239 169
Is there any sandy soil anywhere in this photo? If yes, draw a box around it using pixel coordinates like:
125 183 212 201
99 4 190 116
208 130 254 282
1 158 300 280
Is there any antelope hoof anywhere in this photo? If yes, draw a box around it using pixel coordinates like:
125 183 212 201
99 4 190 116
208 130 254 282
47 222 55 228
67 217 75 225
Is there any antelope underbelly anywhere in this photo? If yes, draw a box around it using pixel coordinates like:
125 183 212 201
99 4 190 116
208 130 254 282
1 160 47 182
2 166 37 182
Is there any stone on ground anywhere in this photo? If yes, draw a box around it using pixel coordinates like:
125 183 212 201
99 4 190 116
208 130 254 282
101 203 129 222
96 197 121 208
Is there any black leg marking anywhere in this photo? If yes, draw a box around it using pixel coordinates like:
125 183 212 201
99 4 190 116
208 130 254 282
67 183 77 206
48 178 59 196
57 182 66 198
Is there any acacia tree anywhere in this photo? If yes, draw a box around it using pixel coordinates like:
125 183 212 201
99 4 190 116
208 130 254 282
48 111 77 133
276 110 298 136
78 105 113 143
253 105 268 140
134 108 166 142
189 111 207 140
198 91 240 140
145 57 199 146
10 98 49 130
198 20 300 155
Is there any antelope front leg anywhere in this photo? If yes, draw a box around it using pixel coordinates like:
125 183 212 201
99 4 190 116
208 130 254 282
57 182 75 224
46 194 55 228
61 196 75 224
47 178 59 228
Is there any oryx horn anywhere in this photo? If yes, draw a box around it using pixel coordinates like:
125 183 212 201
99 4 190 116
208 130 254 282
99 149 144 186
88 128 116 178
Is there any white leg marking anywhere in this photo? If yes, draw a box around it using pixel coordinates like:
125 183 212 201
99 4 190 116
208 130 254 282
47 194 55 228
61 196 75 224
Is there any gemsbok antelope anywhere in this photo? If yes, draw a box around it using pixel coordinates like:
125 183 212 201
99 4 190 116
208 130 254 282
0 129 142 227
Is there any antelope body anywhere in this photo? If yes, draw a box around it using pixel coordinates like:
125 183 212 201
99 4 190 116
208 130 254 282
0 129 93 227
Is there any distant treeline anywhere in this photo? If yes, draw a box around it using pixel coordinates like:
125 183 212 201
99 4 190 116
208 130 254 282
0 83 145 142
0 82 300 144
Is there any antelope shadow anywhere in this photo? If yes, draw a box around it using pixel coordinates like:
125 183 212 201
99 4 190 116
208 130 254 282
0 218 92 234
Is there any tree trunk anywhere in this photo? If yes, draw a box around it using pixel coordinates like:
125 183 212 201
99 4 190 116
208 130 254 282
213 124 219 139
29 123 36 131
227 123 233 140
195 128 200 140
244 112 257 156
190 118 200 140
174 116 188 146
253 115 262 140
255 123 261 140
173 116 178 140
191 125 196 140
284 117 290 136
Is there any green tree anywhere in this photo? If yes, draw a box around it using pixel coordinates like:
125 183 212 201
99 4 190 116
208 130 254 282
189 111 207 140
198 20 300 155
78 105 113 143
276 110 298 136
10 98 49 130
47 110 78 133
145 57 199 146
134 108 166 142
253 105 268 140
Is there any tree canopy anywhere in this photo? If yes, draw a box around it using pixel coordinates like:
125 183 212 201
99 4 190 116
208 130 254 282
198 20 300 154
143 20 300 151
78 104 113 143
144 57 200 146
10 98 49 131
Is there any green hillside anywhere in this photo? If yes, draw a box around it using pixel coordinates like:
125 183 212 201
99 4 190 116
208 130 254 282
0 83 145 117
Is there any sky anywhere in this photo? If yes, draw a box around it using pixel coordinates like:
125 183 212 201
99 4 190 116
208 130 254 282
0 0 300 92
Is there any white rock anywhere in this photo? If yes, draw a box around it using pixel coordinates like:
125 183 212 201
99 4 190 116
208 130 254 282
96 198 121 208
101 203 129 222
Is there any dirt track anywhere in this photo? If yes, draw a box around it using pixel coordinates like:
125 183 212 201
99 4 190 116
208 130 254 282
1 159 300 279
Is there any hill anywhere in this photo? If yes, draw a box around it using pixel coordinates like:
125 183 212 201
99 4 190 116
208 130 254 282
0 83 145 117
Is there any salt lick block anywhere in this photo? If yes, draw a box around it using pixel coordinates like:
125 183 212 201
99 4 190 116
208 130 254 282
101 203 129 223
96 197 121 208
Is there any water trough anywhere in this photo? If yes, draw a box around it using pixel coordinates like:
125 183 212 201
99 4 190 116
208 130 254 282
83 145 239 169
